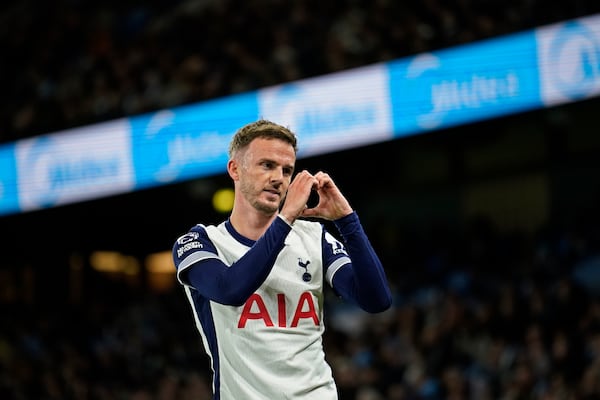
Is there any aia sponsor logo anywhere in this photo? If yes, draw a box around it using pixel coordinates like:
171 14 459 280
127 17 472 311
237 292 319 328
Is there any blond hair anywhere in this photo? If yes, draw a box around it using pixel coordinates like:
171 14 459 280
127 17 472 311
229 119 298 159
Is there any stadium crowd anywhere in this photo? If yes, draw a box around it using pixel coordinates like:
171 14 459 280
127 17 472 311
2 0 600 399
2 0 600 144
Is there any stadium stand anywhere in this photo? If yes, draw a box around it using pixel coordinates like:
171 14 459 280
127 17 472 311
1 0 600 399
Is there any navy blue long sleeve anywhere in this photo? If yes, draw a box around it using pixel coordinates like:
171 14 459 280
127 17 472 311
331 212 392 313
185 216 291 306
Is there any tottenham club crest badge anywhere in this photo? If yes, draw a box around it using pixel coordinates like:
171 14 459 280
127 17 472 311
297 258 311 282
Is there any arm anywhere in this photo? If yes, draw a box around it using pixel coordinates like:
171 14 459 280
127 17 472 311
297 171 391 312
329 212 392 313
173 216 292 306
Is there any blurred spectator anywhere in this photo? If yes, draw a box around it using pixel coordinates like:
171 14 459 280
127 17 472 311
2 0 600 144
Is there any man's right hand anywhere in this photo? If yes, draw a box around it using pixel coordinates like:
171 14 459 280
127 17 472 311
279 170 317 224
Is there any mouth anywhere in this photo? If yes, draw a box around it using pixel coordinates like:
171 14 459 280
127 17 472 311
263 189 280 200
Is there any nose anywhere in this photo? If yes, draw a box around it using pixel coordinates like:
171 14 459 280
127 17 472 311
270 167 284 183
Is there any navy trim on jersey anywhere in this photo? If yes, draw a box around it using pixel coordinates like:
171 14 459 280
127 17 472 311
224 219 255 247
188 288 221 399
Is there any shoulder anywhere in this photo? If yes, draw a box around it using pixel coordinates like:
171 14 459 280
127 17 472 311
172 223 225 267
174 224 209 243
173 222 227 249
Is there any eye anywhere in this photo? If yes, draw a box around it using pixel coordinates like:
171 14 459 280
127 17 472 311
262 161 274 169
283 167 294 177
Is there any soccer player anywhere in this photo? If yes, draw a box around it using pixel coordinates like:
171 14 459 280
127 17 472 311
172 119 392 399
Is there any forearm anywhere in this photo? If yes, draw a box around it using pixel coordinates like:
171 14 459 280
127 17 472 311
333 212 392 312
187 216 291 305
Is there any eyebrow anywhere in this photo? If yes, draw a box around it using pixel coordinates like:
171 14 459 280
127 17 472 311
257 154 294 166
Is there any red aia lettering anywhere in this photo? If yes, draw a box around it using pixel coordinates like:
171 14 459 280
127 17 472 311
290 292 319 327
237 294 273 328
238 292 320 328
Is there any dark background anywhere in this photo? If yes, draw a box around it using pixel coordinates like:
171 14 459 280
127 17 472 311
2 1 600 399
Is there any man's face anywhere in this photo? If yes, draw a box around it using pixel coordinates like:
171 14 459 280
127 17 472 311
236 137 296 215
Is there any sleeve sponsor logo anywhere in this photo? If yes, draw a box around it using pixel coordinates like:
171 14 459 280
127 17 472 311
177 231 200 245
177 241 203 258
176 231 203 257
324 232 348 256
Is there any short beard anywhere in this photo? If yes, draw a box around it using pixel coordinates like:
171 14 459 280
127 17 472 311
253 200 279 215
239 178 280 215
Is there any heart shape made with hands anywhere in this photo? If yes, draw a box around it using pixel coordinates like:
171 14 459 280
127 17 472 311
306 188 320 209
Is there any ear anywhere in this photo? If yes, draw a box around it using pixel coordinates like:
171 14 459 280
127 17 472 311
227 159 239 181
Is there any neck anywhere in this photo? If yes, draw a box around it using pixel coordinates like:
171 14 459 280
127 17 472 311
229 205 277 241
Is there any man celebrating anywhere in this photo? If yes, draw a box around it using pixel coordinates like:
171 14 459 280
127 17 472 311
172 119 392 399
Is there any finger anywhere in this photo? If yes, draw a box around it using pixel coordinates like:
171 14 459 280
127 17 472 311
314 172 333 190
295 170 317 188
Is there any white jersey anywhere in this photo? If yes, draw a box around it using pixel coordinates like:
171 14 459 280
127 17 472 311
174 217 351 400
